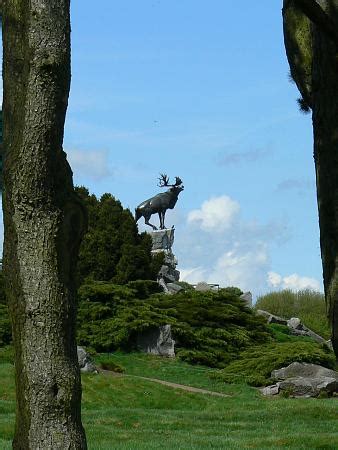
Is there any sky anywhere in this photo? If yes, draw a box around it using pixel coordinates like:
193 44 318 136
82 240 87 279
2 1 324 297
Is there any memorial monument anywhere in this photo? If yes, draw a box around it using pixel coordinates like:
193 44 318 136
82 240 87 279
135 174 184 293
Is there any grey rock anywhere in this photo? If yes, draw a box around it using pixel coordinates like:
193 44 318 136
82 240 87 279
255 310 288 325
195 281 212 292
272 362 338 381
77 346 98 373
158 261 180 283
166 283 183 294
149 228 180 290
270 362 338 398
150 229 175 251
287 317 302 329
256 311 329 346
240 292 252 307
260 384 279 396
286 317 328 345
278 376 338 397
137 324 175 357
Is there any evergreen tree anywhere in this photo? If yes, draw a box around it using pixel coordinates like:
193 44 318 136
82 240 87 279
75 187 161 285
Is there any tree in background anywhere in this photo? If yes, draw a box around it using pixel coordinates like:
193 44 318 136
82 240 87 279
2 1 87 448
283 0 338 357
75 187 162 285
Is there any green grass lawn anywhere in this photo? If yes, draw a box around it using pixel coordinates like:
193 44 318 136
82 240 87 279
0 354 338 449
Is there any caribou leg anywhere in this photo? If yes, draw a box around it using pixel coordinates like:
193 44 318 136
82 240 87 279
159 212 166 229
144 214 157 230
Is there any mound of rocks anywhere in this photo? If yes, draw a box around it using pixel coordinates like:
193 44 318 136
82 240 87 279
256 310 331 348
261 362 338 398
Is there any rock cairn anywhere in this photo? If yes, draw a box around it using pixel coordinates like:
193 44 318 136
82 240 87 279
149 228 181 294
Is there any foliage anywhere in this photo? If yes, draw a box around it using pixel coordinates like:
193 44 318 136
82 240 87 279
75 187 162 285
174 281 195 292
215 338 336 387
96 355 124 373
77 282 173 352
0 346 14 364
0 305 11 347
77 282 271 367
0 273 6 305
255 289 330 339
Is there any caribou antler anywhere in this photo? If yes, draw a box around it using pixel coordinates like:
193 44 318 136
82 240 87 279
158 173 170 187
158 174 183 188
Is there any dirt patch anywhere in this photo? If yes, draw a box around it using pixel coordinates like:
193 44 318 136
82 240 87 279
99 369 230 397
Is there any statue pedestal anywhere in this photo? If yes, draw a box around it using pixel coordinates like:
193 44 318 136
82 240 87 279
149 229 181 293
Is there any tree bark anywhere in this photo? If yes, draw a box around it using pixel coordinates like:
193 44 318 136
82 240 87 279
311 14 338 355
283 0 338 357
2 1 87 448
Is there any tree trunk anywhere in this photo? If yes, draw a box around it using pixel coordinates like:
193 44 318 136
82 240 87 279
312 19 338 355
2 1 87 448
283 0 338 357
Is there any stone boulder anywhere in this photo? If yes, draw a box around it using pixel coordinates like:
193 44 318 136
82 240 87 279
240 292 252 308
286 317 328 345
166 282 183 294
272 362 338 381
255 310 288 325
195 282 212 292
136 324 175 357
260 384 279 396
278 376 338 397
256 311 331 348
77 346 98 373
150 228 175 251
261 362 338 398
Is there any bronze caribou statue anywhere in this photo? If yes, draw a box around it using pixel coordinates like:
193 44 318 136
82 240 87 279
135 174 184 230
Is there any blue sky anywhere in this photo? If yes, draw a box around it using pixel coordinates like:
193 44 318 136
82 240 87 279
7 1 323 296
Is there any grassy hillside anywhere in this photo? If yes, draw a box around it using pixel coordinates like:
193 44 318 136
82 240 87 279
1 354 338 449
255 289 330 339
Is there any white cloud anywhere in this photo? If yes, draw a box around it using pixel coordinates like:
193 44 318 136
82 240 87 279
176 194 321 296
180 243 270 293
209 245 269 291
267 271 282 287
179 267 208 285
187 195 240 232
267 271 321 292
66 148 112 181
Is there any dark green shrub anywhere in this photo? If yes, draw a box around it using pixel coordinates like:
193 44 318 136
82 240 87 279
77 282 271 367
126 280 163 299
214 340 336 386
97 355 124 372
0 304 11 346
0 273 6 305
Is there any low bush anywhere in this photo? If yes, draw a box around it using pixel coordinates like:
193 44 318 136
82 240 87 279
0 304 11 347
77 281 271 368
255 289 330 339
96 355 124 372
214 340 336 386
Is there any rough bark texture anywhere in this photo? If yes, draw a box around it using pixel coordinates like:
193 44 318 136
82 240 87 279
2 1 87 448
283 0 338 357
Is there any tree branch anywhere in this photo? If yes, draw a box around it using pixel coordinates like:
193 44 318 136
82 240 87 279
284 0 338 47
